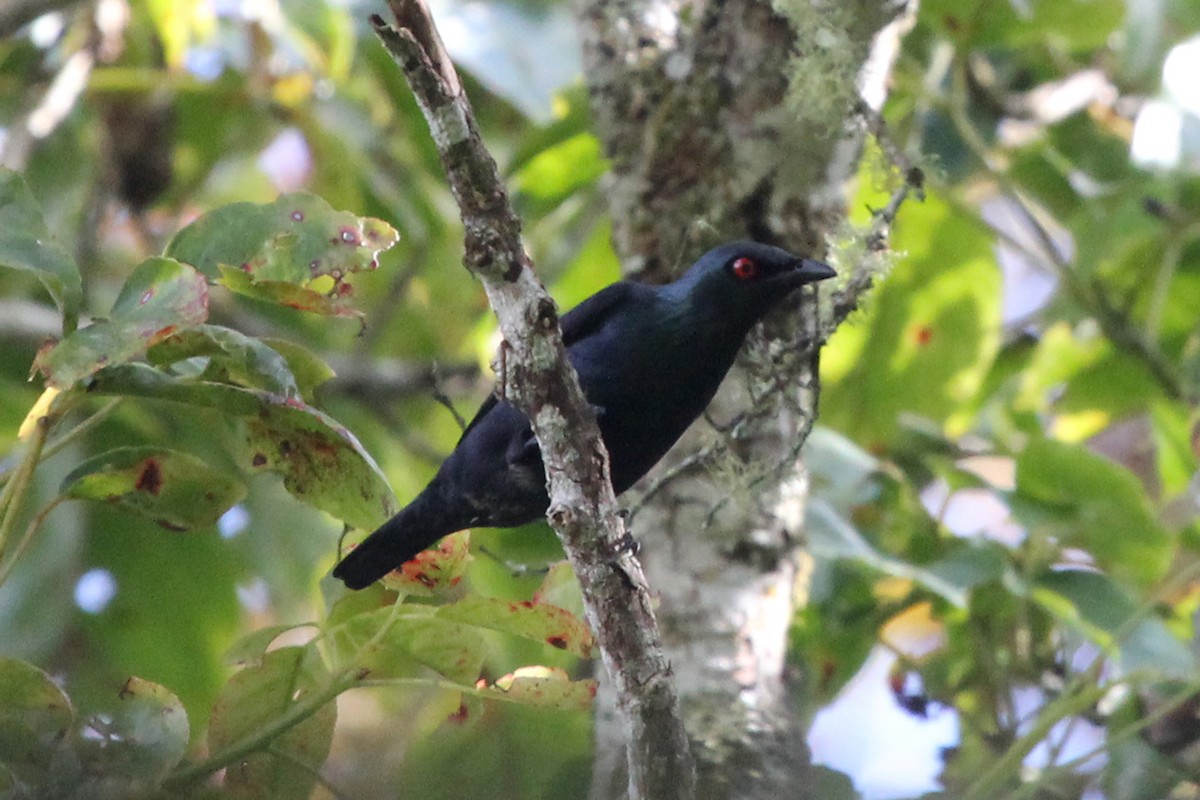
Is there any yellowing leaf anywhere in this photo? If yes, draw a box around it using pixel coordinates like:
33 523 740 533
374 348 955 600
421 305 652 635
166 192 399 319
478 666 596 711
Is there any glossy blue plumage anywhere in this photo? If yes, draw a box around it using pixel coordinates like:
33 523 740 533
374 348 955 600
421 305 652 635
333 241 834 589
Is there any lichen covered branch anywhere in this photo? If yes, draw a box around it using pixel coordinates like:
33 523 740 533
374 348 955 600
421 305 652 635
373 3 696 797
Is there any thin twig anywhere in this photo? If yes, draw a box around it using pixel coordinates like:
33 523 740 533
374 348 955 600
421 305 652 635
0 415 53 569
0 496 65 588
0 398 123 488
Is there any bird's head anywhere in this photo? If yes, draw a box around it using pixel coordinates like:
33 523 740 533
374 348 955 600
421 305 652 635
670 240 836 324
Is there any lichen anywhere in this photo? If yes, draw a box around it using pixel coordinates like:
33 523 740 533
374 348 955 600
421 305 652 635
771 0 865 141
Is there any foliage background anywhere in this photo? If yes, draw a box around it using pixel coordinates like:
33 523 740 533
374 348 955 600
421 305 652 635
1 0 1199 798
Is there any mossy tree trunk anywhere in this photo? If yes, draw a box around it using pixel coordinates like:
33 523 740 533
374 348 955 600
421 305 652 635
574 1 915 796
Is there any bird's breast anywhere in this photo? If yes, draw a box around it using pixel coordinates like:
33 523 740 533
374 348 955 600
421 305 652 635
577 326 740 494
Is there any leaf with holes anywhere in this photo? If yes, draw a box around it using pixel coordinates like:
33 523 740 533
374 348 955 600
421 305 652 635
165 192 398 319
61 447 245 531
208 647 335 800
0 657 73 782
216 265 361 319
437 594 595 658
0 170 83 331
33 258 208 389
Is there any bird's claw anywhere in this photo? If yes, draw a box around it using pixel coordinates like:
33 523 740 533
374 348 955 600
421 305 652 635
614 531 640 556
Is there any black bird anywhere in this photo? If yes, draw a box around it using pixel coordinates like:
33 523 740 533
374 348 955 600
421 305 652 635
334 241 835 589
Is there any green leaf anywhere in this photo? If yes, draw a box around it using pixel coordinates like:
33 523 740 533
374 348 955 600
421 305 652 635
224 623 318 666
1106 746 1185 800
1014 438 1174 587
477 666 596 711
260 337 337 400
87 362 270 413
821 193 1001 444
804 426 1004 604
1013 322 1107 413
61 447 246 531
78 677 189 781
1032 570 1197 680
437 595 595 658
148 324 301 398
789 564 888 701
532 560 585 619
165 192 399 318
208 646 335 800
244 398 396 531
0 657 73 780
922 0 1124 50
807 500 976 607
85 364 395 530
513 133 608 211
332 606 487 685
1149 400 1198 499
33 258 209 389
0 169 83 332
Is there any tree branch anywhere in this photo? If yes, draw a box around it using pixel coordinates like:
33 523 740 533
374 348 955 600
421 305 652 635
372 3 696 798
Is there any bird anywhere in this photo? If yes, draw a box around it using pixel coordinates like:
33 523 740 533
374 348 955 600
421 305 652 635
333 241 835 589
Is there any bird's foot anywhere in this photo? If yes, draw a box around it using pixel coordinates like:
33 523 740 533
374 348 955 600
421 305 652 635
613 531 640 557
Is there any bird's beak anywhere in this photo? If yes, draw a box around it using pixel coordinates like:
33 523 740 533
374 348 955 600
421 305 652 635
783 258 836 286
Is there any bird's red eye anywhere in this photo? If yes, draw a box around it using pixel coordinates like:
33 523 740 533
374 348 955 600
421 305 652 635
731 257 759 281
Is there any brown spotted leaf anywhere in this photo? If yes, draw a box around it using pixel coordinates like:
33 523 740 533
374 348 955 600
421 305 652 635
437 594 595 658
60 447 245 531
377 530 471 597
216 265 362 320
476 666 596 711
165 192 399 318
84 364 395 530
33 257 208 389
244 399 397 531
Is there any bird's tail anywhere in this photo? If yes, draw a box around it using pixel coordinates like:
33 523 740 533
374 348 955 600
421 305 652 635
332 489 458 590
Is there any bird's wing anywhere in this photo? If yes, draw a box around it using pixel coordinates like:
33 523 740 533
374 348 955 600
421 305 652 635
455 282 632 445
559 281 634 346
457 393 499 443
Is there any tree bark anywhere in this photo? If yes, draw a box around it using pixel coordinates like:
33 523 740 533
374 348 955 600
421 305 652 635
574 0 916 796
374 3 697 797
